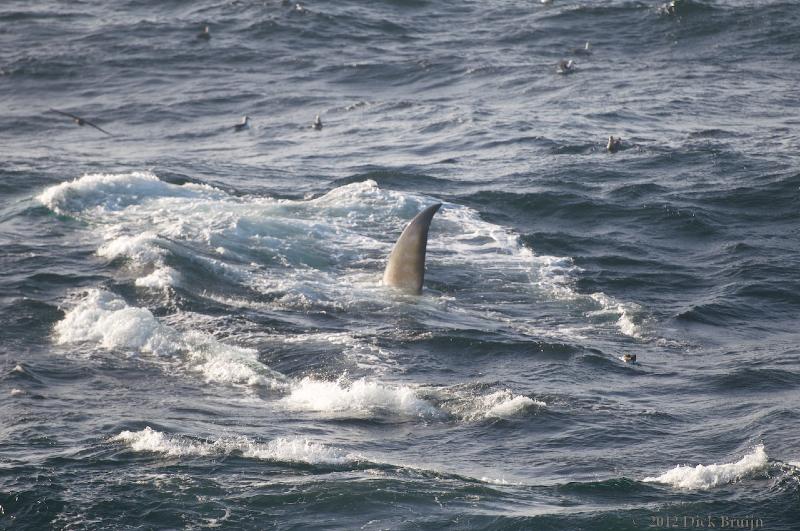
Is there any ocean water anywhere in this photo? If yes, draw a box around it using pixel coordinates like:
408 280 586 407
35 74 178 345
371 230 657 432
1 0 799 529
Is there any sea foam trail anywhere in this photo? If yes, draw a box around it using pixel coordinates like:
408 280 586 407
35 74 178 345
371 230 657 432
39 171 645 340
643 445 768 490
54 290 539 423
111 427 362 465
55 289 286 388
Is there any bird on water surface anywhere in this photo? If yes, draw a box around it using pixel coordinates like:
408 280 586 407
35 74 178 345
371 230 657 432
557 59 576 74
233 116 250 132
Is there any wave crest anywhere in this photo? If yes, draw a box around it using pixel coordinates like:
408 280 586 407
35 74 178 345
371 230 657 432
111 427 362 465
643 445 768 490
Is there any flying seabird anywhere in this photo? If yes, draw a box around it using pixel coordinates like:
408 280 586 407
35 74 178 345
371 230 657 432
312 114 322 130
557 59 576 74
607 135 622 153
49 108 113 136
197 25 211 40
233 115 250 132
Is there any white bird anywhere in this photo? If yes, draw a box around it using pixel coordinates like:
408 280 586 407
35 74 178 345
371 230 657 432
312 114 323 130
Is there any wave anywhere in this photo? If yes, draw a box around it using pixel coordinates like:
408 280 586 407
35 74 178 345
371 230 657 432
111 427 362 466
55 289 286 388
281 376 543 421
282 376 441 418
451 389 546 420
643 445 768 490
54 290 541 423
110 427 530 485
37 171 224 216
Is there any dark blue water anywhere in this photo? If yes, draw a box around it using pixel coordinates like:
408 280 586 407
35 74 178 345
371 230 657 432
2 0 799 529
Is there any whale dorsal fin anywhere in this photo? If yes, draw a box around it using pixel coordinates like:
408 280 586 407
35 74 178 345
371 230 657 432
382 203 442 295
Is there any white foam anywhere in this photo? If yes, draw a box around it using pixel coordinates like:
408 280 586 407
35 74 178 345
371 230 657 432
38 171 221 215
38 173 574 312
41 171 650 375
55 289 285 388
480 476 509 484
98 232 182 289
111 427 362 465
281 331 398 373
483 392 545 418
427 386 545 421
589 293 643 339
41 172 586 314
40 172 232 291
134 267 180 289
466 389 545 420
112 426 213 456
182 330 286 388
55 289 175 356
643 445 768 490
479 476 522 485
98 232 164 264
282 377 440 418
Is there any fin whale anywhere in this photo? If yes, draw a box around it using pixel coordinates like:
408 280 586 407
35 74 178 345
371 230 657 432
383 203 442 295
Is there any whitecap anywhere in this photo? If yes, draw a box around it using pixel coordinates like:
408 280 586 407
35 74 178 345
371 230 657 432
457 389 545 420
643 445 768 490
110 426 362 466
589 293 644 339
55 289 286 389
38 171 222 215
55 289 175 356
281 376 440 418
134 267 181 289
97 232 165 264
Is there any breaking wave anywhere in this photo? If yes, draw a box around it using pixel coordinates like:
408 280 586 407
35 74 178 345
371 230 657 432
55 289 286 388
111 427 362 466
643 445 768 490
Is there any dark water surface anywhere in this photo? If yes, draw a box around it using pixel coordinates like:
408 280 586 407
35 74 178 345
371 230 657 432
2 0 799 529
